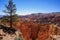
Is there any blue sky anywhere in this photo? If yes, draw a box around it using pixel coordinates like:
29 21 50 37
0 0 60 15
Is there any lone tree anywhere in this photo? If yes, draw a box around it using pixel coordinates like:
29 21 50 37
4 0 16 27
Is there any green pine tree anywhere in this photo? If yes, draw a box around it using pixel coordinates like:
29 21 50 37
3 0 16 27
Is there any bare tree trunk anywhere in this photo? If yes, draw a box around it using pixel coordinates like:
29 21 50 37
10 12 12 28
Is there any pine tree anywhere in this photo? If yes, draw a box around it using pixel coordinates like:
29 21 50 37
3 0 16 27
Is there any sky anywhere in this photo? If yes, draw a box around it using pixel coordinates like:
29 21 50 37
0 0 60 15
